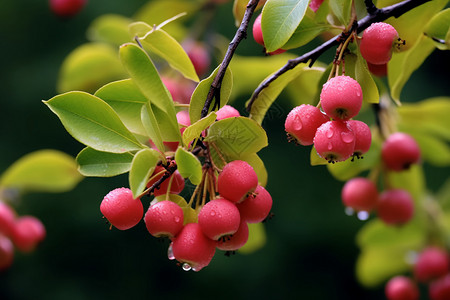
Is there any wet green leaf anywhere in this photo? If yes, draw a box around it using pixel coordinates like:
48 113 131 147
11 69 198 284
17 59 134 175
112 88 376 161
76 147 134 177
189 66 233 124
0 150 82 193
262 0 309 52
44 92 144 153
175 148 202 185
129 148 161 198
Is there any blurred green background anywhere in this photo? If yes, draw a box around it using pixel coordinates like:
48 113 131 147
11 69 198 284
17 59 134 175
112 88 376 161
0 0 448 299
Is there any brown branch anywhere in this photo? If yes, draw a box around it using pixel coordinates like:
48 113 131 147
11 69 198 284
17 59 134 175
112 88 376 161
201 0 260 118
246 0 432 112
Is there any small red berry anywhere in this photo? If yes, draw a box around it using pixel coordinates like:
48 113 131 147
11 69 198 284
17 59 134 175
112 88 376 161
217 160 258 203
385 276 420 300
217 220 249 251
171 223 216 271
147 166 185 197
341 177 378 212
198 198 241 240
237 185 273 223
360 22 399 65
183 41 211 77
382 132 421 171
429 273 450 300
49 0 87 18
100 187 143 230
320 75 363 120
0 235 14 271
285 104 329 146
0 202 16 237
162 76 195 105
377 189 414 225
12 216 46 253
414 247 450 283
367 62 388 77
347 120 372 158
309 0 325 12
216 105 240 121
252 14 286 55
314 120 356 163
144 201 184 238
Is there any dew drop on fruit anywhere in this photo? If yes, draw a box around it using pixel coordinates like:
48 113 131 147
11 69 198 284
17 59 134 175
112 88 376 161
340 132 354 144
174 216 181 223
326 128 334 138
210 211 216 217
167 243 175 260
293 115 303 131
357 211 369 221
356 91 361 97
327 142 333 151
192 266 203 272
345 207 354 216
182 263 192 271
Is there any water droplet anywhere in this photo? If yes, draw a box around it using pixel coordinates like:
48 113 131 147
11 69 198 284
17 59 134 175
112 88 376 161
326 128 334 138
210 211 216 217
293 115 303 131
182 263 192 271
345 207 354 216
174 216 180 223
356 91 361 97
192 266 203 272
341 132 354 144
327 142 333 150
357 211 369 221
167 243 175 260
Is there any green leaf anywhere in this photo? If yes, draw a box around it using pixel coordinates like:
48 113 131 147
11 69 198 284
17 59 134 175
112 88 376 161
129 148 161 198
310 146 328 166
424 8 450 50
182 112 217 147
57 43 127 94
329 0 352 26
286 66 325 106
87 14 132 46
94 79 147 136
130 22 199 82
354 45 379 104
282 15 332 49
119 43 180 143
44 91 144 153
233 0 266 26
189 65 233 124
76 147 134 177
239 222 267 254
388 35 435 103
248 63 306 124
0 150 82 193
205 117 268 159
327 134 381 181
141 104 164 152
262 0 309 52
399 132 450 167
385 165 426 203
356 247 412 288
175 148 203 185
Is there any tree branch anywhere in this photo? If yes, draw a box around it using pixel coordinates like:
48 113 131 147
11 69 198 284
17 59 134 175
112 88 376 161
246 0 432 112
201 0 260 118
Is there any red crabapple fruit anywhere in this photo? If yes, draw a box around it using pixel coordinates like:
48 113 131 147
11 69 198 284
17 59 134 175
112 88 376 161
237 185 273 223
198 198 240 240
217 220 249 251
171 223 216 271
183 41 211 77
381 132 421 171
162 76 195 105
12 216 46 253
0 235 14 271
147 166 185 197
414 247 450 283
0 202 16 237
309 0 325 12
429 273 450 300
216 105 240 121
218 160 258 203
314 120 356 163
285 104 329 146
49 0 87 18
385 276 420 300
360 22 399 65
100 187 143 230
367 62 388 77
320 75 363 120
252 14 286 55
341 177 378 212
377 189 414 225
347 120 372 158
144 200 184 238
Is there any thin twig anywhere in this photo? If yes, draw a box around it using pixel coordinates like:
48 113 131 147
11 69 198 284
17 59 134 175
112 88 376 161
201 0 260 118
246 0 432 112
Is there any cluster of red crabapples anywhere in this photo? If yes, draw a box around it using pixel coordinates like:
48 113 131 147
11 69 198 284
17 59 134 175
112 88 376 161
385 246 450 300
285 75 371 164
0 201 46 271
100 159 272 271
